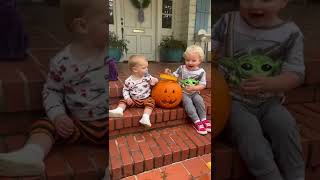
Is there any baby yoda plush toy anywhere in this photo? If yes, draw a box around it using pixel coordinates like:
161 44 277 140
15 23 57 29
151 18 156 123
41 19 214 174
180 78 200 88
219 54 281 88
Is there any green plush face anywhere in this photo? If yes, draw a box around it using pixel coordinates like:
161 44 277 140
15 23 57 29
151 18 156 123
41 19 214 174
237 55 280 79
180 78 199 87
218 54 282 87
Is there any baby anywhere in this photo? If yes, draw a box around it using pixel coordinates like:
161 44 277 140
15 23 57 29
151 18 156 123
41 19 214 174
109 55 158 127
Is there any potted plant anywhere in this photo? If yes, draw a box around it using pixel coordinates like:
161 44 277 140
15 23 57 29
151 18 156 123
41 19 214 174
159 36 186 62
108 32 129 62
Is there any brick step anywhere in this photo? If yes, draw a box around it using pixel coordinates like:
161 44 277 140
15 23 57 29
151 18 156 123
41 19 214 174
284 85 320 104
109 79 212 99
0 111 45 135
0 134 106 180
0 47 59 113
121 154 211 180
0 57 46 113
214 103 320 180
109 124 212 180
109 89 212 105
109 94 212 137
1 56 320 113
108 63 212 98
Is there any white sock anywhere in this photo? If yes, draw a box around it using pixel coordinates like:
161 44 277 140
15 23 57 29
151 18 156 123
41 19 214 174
109 107 124 117
139 114 151 127
201 118 207 121
194 120 201 123
111 107 123 112
143 114 149 118
0 144 45 176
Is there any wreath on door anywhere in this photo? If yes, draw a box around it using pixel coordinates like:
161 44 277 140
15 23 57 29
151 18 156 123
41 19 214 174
130 0 151 23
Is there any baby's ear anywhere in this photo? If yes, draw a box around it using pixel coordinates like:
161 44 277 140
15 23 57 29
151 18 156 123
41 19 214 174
131 66 138 73
72 18 88 34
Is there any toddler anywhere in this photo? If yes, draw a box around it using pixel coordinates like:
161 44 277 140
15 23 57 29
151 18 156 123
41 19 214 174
212 0 305 180
165 45 211 135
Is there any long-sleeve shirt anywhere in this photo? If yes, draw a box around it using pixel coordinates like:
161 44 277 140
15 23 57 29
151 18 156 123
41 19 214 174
122 74 153 100
42 45 108 121
212 11 305 105
172 65 206 93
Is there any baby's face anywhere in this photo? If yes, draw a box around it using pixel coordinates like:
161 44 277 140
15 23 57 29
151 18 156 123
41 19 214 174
240 0 288 28
133 59 149 77
85 0 108 49
185 52 202 71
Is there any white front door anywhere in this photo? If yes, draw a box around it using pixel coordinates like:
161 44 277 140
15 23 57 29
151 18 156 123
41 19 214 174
118 0 157 61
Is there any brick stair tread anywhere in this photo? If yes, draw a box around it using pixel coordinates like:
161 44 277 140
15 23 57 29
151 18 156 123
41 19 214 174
0 111 45 135
0 48 59 113
121 154 211 180
109 94 212 137
214 102 320 180
109 124 212 180
109 63 212 99
109 79 212 98
284 85 319 104
1 59 319 112
0 134 106 180
0 57 46 113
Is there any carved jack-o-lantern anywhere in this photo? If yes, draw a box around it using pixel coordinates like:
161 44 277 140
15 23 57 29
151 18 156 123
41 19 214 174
151 76 183 108
212 67 231 139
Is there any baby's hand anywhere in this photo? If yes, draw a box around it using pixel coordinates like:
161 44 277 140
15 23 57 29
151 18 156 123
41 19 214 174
54 114 74 139
240 75 271 95
185 85 195 92
164 68 172 74
150 77 159 86
126 98 133 105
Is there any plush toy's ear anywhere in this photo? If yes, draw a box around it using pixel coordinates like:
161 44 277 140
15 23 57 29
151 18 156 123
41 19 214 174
218 57 235 70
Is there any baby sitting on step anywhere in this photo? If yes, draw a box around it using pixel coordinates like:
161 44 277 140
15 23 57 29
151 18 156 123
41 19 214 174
109 55 158 127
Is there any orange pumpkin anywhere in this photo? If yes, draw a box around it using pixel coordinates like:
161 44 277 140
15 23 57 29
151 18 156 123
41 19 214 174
212 67 231 139
151 79 183 108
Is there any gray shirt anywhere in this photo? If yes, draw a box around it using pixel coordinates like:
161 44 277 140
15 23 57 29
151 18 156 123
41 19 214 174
212 11 305 105
172 65 206 93
43 45 108 121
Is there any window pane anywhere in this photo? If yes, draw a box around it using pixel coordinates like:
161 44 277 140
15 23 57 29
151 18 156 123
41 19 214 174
108 0 114 24
162 15 172 28
162 0 172 29
162 0 172 14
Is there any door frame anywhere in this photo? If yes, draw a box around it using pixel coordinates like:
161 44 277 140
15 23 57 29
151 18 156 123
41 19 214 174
110 0 162 62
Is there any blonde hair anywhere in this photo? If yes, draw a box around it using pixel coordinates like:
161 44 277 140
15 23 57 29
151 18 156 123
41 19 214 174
60 0 94 31
128 55 147 71
183 45 205 61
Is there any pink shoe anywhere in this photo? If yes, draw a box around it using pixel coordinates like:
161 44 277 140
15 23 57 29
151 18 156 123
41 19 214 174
193 121 207 135
202 120 211 132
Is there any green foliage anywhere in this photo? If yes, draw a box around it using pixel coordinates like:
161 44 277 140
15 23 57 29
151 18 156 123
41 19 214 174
159 36 186 50
109 32 129 53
